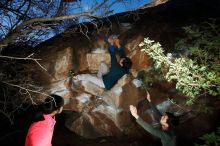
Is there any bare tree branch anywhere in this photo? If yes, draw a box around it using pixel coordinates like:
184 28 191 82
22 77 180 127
0 54 47 71
0 12 99 48
0 109 13 125
2 82 50 104
0 130 21 141
91 0 108 13
0 0 116 48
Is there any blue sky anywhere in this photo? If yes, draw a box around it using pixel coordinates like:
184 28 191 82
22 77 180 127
74 0 152 23
37 0 152 44
107 0 152 13
78 0 152 14
0 0 152 45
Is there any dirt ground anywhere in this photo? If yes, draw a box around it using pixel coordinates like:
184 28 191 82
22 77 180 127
0 110 210 146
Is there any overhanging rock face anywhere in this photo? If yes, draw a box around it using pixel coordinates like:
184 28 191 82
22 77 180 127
31 0 220 139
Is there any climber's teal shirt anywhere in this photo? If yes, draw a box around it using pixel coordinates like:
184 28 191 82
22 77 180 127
102 45 128 90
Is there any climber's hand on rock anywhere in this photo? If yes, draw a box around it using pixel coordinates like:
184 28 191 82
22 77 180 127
129 105 139 119
108 36 114 45
146 91 151 102
114 38 121 48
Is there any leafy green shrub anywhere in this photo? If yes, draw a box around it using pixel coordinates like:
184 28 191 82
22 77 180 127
139 19 220 105
175 19 220 73
195 127 220 146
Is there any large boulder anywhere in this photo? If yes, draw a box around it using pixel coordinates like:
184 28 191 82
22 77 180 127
32 39 152 138
64 74 147 138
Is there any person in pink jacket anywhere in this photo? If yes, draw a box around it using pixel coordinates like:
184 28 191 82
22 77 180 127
25 94 64 146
